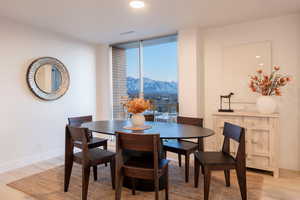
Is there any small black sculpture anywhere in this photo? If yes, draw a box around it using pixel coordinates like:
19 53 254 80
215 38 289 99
218 92 234 112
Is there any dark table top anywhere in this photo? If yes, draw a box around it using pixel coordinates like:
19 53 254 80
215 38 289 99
82 120 214 139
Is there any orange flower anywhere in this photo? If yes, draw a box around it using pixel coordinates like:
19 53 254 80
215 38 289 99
274 66 280 71
275 88 281 96
286 77 292 82
125 98 151 114
279 78 286 85
257 69 263 74
251 76 258 81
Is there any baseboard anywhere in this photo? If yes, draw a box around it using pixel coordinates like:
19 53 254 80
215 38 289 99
0 147 64 174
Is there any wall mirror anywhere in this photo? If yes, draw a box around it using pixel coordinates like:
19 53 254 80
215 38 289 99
27 57 70 101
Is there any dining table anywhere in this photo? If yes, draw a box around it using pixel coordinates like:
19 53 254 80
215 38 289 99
79 120 214 191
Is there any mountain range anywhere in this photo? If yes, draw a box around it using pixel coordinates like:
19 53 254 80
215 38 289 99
127 77 178 94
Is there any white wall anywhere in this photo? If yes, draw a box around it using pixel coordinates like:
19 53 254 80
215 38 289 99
202 14 300 170
0 18 98 172
178 29 205 118
95 45 113 120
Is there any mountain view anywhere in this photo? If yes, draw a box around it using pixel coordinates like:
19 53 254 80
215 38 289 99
127 77 178 95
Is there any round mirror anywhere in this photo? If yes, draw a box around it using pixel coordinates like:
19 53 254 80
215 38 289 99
27 57 70 101
35 64 62 93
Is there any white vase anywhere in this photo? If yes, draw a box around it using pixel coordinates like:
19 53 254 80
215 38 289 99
256 96 277 114
131 113 145 127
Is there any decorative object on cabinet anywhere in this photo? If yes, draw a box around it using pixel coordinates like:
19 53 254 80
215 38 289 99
249 66 292 114
212 112 279 178
27 57 70 101
218 92 234 112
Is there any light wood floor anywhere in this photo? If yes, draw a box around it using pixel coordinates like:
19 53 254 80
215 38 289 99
0 153 300 200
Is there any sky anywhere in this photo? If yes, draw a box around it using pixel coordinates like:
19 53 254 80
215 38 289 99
126 41 178 82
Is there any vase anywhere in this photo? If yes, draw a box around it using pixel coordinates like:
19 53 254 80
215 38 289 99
131 113 145 127
256 96 277 114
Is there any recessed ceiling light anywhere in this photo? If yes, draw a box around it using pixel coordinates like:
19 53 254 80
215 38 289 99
130 0 145 8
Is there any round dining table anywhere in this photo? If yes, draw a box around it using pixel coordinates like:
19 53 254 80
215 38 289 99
81 120 214 191
82 120 214 140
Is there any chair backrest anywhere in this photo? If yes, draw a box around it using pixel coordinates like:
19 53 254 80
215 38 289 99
144 114 155 122
222 122 246 162
68 115 93 127
66 125 90 148
177 116 203 127
116 131 161 153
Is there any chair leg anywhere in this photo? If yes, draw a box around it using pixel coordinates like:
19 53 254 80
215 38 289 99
165 165 169 200
110 159 116 189
115 164 123 200
131 178 136 195
104 143 108 167
82 166 90 200
224 169 230 187
203 167 211 200
64 157 73 192
115 175 123 200
236 167 247 200
185 154 190 182
178 154 182 167
194 154 200 188
93 166 98 181
154 176 159 200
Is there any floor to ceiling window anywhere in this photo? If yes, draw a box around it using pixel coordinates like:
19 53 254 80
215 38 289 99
111 34 178 120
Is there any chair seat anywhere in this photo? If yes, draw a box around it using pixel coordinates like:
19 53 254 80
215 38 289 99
195 151 236 166
124 157 169 169
74 148 115 165
163 140 198 153
74 137 108 149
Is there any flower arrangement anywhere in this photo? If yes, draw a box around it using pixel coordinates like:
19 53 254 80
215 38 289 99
249 66 291 96
125 98 151 114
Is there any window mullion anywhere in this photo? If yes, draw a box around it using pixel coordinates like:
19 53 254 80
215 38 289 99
138 40 144 98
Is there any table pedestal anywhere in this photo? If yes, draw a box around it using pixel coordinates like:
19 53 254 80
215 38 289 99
122 149 166 191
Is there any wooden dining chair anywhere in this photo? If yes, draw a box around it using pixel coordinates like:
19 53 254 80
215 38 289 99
68 115 108 178
115 131 169 200
64 126 116 200
144 114 155 122
163 116 203 182
194 122 246 200
68 115 108 150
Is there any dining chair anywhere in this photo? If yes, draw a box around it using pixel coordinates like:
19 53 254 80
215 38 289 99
115 131 169 200
144 114 155 122
194 122 246 200
68 115 108 179
64 126 116 200
163 116 203 182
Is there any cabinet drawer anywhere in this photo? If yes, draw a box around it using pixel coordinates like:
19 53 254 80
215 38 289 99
245 117 270 130
217 117 243 127
250 130 270 155
248 155 270 169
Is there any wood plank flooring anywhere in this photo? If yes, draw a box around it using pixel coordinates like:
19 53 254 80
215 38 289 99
0 149 299 200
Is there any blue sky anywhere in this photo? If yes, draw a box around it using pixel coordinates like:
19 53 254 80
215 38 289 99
126 41 178 82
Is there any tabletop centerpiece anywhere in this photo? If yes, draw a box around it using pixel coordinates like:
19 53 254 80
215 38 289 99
249 66 291 114
125 98 152 128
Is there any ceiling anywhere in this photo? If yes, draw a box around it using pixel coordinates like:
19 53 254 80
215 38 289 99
0 0 300 44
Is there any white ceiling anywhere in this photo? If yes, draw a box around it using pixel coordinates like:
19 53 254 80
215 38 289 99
0 0 300 44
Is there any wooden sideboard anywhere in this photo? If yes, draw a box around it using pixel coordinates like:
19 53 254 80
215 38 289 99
212 112 279 177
